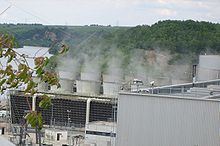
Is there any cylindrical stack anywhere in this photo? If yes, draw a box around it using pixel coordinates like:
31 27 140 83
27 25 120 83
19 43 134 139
197 55 220 81
76 72 101 95
103 68 123 95
102 74 122 96
50 71 75 94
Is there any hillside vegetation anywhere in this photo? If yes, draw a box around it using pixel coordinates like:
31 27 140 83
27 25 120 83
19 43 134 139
1 20 220 65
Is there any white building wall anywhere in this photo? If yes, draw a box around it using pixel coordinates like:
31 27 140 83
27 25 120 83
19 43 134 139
44 129 68 142
116 93 220 146
198 55 220 81
85 122 116 146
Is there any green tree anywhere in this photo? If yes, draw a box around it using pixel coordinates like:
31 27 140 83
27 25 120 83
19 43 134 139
0 33 68 133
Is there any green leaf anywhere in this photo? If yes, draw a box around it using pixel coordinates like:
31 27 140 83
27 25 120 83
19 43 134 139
9 80 19 88
36 67 44 76
0 49 3 57
7 50 16 63
30 89 37 96
25 112 38 128
25 112 44 130
24 80 36 93
18 64 25 70
39 95 51 109
0 79 6 86
43 57 49 66
37 113 43 130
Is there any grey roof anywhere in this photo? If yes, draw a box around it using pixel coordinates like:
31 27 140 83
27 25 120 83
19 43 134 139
0 136 15 146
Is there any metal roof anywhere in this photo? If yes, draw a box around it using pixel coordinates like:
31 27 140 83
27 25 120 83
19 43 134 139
0 136 15 146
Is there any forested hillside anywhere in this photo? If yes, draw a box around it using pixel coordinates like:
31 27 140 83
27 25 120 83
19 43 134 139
1 20 220 64
117 20 220 54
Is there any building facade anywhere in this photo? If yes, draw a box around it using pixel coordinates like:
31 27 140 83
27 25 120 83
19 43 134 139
116 93 220 146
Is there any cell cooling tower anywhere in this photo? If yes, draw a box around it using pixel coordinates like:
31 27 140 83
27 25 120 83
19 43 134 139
50 71 75 93
76 80 101 95
197 55 220 81
76 72 101 95
102 74 122 95
81 72 100 81
57 79 74 93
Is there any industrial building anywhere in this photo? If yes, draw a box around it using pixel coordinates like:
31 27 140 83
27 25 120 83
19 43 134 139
115 55 220 146
6 46 119 127
5 52 220 146
116 92 220 146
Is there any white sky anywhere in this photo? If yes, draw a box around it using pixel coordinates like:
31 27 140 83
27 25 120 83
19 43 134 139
0 0 219 26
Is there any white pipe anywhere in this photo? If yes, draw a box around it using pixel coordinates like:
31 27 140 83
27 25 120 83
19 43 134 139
85 98 92 126
32 95 37 111
202 93 220 99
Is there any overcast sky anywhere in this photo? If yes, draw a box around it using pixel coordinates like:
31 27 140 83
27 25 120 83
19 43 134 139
0 0 219 26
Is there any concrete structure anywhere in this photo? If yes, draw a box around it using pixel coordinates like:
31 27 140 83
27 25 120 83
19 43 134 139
85 121 116 146
76 80 101 95
56 71 76 93
103 82 121 95
57 79 74 93
198 55 220 81
81 72 100 81
116 92 220 146
44 129 68 145
75 71 101 95
103 74 122 95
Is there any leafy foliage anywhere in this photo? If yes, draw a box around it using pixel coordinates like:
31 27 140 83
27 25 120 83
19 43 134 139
115 20 220 63
0 33 67 130
25 111 43 130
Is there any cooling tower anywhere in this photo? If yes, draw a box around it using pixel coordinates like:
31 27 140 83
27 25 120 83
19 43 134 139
57 79 74 93
197 55 220 81
59 71 76 80
103 82 121 95
76 72 101 95
102 74 122 95
50 71 76 93
76 80 101 95
56 71 75 93
81 72 101 81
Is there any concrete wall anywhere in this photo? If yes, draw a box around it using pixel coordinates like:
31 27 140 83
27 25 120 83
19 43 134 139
103 82 121 95
85 121 116 146
44 129 68 141
116 93 220 146
198 55 220 81
56 79 74 93
76 80 101 95
197 67 220 81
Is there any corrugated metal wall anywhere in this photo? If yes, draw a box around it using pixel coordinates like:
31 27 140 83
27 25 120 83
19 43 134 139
116 93 220 146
